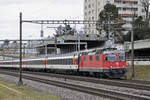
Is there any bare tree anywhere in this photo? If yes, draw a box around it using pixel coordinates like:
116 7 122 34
55 25 75 37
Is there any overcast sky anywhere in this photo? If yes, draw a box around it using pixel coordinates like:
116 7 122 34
0 0 83 40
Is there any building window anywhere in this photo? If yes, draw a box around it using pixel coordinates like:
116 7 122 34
89 24 91 27
142 9 145 12
92 3 94 7
98 9 100 12
89 11 91 15
89 17 91 20
85 6 87 10
92 10 94 14
122 1 138 5
114 0 121 4
117 7 122 11
92 16 94 20
98 2 100 5
88 4 91 8
89 30 91 33
92 30 94 33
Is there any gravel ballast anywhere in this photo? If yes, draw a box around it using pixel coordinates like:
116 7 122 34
0 74 110 100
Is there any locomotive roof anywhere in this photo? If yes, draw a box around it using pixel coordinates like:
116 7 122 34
81 47 125 55
103 50 125 54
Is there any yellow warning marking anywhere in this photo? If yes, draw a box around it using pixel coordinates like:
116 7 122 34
0 84 22 95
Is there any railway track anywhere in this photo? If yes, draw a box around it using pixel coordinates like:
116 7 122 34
1 69 150 91
0 70 150 100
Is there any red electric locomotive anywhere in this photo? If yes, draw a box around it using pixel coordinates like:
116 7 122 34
78 48 127 78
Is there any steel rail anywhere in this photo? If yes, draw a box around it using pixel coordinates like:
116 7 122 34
21 70 150 91
1 69 150 91
0 70 150 100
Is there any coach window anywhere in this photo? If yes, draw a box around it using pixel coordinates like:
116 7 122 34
89 56 93 61
96 56 99 61
51 60 54 64
83 56 86 61
48 60 51 64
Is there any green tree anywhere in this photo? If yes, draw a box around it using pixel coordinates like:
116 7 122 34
98 3 119 32
100 4 118 21
133 16 150 40
140 0 149 25
124 16 150 41
133 16 145 29
97 3 124 43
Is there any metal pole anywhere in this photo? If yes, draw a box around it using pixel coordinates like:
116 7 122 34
95 0 98 34
18 12 23 86
23 44 25 58
131 4 135 80
78 32 80 52
85 43 87 50
41 23 44 38
55 35 57 55
131 29 135 80
75 24 78 53
45 44 47 57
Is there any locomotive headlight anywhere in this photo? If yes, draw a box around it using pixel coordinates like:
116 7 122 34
110 66 113 69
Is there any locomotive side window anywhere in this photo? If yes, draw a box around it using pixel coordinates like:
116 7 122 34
83 56 86 61
89 56 93 61
96 56 99 61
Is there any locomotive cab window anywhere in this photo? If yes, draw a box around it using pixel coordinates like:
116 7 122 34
96 56 99 61
105 55 116 61
119 53 125 61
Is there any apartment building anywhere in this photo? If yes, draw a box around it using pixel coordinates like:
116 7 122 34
84 0 146 34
